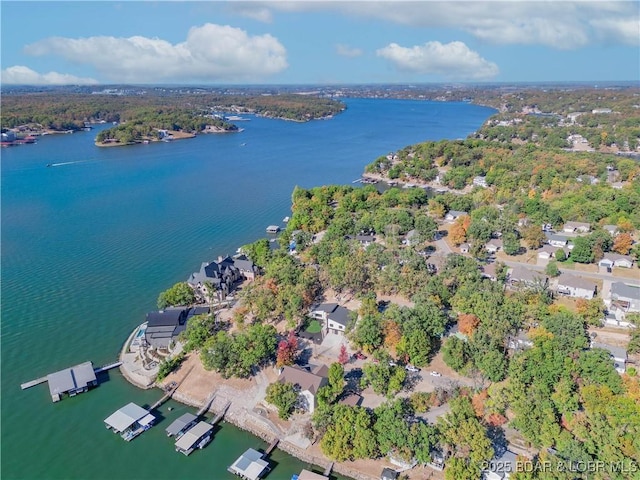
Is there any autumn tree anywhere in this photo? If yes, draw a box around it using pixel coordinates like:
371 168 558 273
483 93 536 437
576 298 605 326
338 344 349 365
458 313 480 337
450 215 471 246
612 232 633 255
276 331 299 367
522 224 546 249
383 319 402 355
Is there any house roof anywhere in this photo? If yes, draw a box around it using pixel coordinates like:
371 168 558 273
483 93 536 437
486 239 503 248
564 221 591 229
47 361 97 396
602 224 618 233
146 308 187 327
339 393 363 406
557 273 597 291
381 468 399 480
545 232 570 243
175 421 213 451
509 266 548 285
279 365 328 395
611 282 640 300
104 403 152 432
328 306 351 326
165 413 198 436
447 210 468 218
592 342 627 361
315 303 339 313
603 253 633 263
233 254 255 272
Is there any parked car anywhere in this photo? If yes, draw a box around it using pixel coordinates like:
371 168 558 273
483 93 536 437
405 364 420 372
353 351 367 360
430 371 442 377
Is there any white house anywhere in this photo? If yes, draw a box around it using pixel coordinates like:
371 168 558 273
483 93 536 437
591 342 627 374
485 239 503 254
556 273 597 299
605 282 640 326
545 232 570 248
563 221 591 234
278 365 328 414
460 243 470 254
484 450 519 480
445 210 468 222
310 303 352 334
602 224 619 237
600 253 634 269
473 176 488 188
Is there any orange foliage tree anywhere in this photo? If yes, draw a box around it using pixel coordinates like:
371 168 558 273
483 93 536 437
450 215 470 246
458 313 480 336
613 232 633 255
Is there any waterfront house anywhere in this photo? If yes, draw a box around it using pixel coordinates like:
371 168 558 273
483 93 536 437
174 421 214 455
188 256 242 298
232 254 258 280
556 273 597 299
104 402 155 441
445 210 468 222
508 266 548 290
47 361 97 402
278 365 328 414
166 412 198 438
144 306 209 350
563 221 591 234
309 303 352 335
591 342 627 374
228 448 269 480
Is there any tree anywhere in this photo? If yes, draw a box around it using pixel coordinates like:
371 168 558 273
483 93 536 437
443 337 470 372
522 224 546 249
545 260 560 277
361 363 406 397
629 323 640 354
157 282 196 309
266 381 298 419
575 298 605 326
570 236 594 264
503 231 520 255
612 232 633 255
327 362 345 400
459 313 480 336
276 331 298 367
338 344 349 365
555 248 566 262
450 215 470 246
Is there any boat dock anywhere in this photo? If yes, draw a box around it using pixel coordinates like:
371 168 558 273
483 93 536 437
20 360 121 390
20 376 47 390
94 361 122 374
211 400 231 424
266 225 280 234
264 438 279 456
196 391 217 417
323 462 334 477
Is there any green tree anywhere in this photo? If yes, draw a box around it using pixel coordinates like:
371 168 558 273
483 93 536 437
266 381 299 419
545 260 560 277
442 337 470 372
157 282 196 309
570 236 594 264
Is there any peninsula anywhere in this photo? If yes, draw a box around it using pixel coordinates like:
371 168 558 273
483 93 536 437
117 85 640 480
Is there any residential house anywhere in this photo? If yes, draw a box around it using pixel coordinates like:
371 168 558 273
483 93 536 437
545 232 570 248
445 210 468 222
602 224 619 237
310 303 352 334
591 342 627 374
599 253 634 269
345 234 375 247
507 331 534 352
606 282 640 326
232 254 258 280
187 255 256 298
485 238 503 254
556 273 597 299
460 243 470 254
481 263 498 281
144 306 209 349
473 176 488 188
563 221 591 234
508 266 549 290
484 450 519 480
537 244 567 260
278 365 328 414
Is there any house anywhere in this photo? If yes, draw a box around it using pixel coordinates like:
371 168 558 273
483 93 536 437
545 232 570 248
481 263 498 281
484 450 518 480
556 273 597 299
485 238 503 254
188 256 241 297
278 365 328 414
381 468 399 480
228 448 269 480
537 244 565 260
562 221 591 234
600 253 634 269
460 243 470 254
309 303 352 334
144 306 209 349
403 229 419 246
445 210 468 222
602 224 619 236
46 361 98 402
507 331 534 352
606 282 640 325
473 176 488 188
591 342 627 374
232 254 258 280
508 266 548 290
345 234 375 247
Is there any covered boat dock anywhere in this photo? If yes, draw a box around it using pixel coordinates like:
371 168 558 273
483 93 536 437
174 421 214 456
165 412 198 438
228 448 269 480
104 402 155 441
46 361 97 402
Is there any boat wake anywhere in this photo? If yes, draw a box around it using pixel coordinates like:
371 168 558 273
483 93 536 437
47 161 88 167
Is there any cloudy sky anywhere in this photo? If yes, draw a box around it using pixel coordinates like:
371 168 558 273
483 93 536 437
1 1 638 85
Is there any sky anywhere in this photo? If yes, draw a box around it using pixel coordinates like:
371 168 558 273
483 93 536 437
1 1 639 85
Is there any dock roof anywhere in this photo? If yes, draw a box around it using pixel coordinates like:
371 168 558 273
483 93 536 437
229 448 269 480
298 470 329 480
47 361 96 397
175 421 213 452
104 402 152 433
165 412 198 436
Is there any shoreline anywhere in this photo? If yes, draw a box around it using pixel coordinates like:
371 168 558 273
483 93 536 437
118 325 377 480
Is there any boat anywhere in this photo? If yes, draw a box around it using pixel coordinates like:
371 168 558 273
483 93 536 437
266 225 280 234
283 216 290 223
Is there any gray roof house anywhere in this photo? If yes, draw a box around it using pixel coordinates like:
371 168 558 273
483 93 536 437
608 282 640 313
310 303 352 334
602 224 619 236
145 306 209 349
545 232 571 247
591 342 627 374
508 266 548 289
599 253 634 269
556 273 597 299
279 365 328 414
445 210 468 221
484 450 519 480
187 256 241 296
485 238 503 254
563 221 591 233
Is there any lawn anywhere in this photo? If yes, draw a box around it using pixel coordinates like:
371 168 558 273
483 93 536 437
305 319 322 334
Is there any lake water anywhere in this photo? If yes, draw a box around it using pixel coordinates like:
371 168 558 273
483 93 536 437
1 98 494 480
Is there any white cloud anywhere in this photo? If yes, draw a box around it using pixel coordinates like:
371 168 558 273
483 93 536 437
23 23 288 83
231 4 274 23
267 1 639 49
1 65 98 85
376 41 499 79
336 44 363 58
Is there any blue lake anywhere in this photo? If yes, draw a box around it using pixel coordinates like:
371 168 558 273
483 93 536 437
1 97 495 479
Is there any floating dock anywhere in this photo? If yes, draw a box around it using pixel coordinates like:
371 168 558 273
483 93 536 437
266 225 280 234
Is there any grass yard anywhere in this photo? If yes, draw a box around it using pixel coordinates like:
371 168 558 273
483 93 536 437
305 319 322 334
